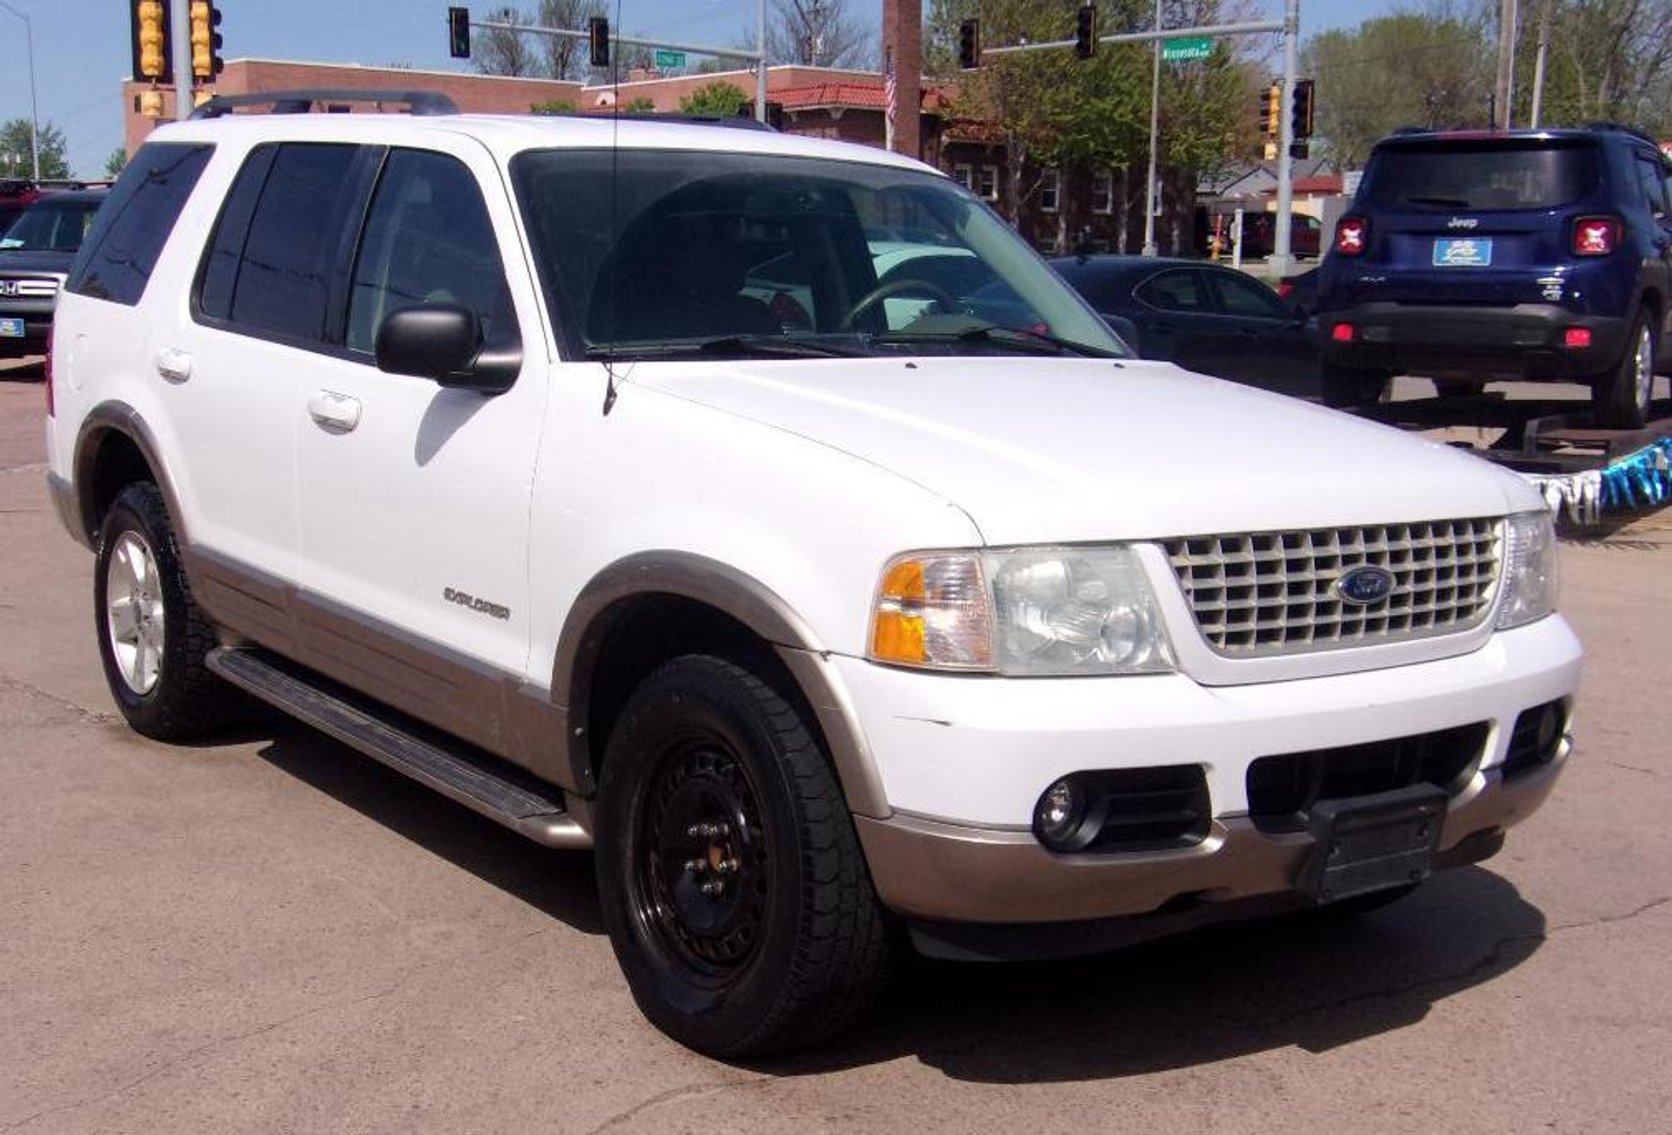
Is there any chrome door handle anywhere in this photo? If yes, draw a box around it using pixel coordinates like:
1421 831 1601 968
307 390 362 432
155 347 192 383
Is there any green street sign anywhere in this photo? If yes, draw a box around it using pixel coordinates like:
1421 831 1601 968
1161 37 1213 62
654 49 686 69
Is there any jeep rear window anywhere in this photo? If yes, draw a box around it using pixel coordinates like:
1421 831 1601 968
67 143 212 306
1359 140 1598 210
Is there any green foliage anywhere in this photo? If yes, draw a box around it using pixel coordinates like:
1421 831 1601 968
679 80 749 117
531 99 577 114
104 147 128 179
623 97 658 114
1305 11 1492 168
0 119 69 180
1508 0 1672 136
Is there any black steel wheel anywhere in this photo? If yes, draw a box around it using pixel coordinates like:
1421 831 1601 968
92 481 241 740
595 655 890 1058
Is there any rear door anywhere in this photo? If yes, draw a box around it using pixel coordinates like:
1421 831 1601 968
1345 137 1603 309
1202 267 1317 394
1131 267 1232 375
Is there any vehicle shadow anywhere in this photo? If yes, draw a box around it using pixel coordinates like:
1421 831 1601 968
251 722 605 936
245 720 1544 1082
0 358 44 382
783 865 1543 1081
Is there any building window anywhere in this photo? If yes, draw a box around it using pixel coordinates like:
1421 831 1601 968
952 163 974 191
976 165 998 201
1040 167 1060 213
1092 169 1113 215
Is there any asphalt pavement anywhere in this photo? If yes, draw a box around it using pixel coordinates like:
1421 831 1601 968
2 356 1670 1134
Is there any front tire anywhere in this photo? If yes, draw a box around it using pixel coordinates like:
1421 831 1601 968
1594 310 1655 428
93 482 240 740
594 655 890 1058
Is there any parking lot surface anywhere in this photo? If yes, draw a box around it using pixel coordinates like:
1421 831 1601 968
2 358 1670 1133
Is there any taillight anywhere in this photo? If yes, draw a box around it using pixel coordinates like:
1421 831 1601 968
1572 215 1620 256
1276 281 1294 299
43 335 54 418
1331 322 1356 342
1335 216 1368 256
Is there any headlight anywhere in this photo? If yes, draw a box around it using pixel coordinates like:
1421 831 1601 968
1496 511 1558 629
869 546 1175 676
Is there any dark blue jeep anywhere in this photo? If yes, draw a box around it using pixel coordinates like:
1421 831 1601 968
1315 126 1672 426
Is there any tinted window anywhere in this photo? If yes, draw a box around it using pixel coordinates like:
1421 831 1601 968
346 149 516 354
1210 270 1288 320
66 143 211 306
207 143 360 342
1135 270 1206 312
1634 156 1667 216
1360 141 1598 210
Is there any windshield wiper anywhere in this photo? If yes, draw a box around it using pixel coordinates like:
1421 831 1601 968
872 323 1123 359
586 334 866 360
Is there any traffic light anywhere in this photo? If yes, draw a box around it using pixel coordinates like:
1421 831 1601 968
448 7 471 60
957 19 980 70
1075 6 1097 59
1257 80 1280 140
1291 78 1315 140
130 0 172 85
189 1 223 82
589 15 610 68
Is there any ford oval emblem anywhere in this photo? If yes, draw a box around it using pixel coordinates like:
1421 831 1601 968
1335 566 1396 606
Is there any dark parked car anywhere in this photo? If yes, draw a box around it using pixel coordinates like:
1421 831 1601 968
1199 209 1322 259
1050 254 1317 394
1277 266 1320 317
0 188 106 357
1315 125 1672 425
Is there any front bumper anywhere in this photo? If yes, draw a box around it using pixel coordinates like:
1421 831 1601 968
842 615 1580 925
1319 301 1629 381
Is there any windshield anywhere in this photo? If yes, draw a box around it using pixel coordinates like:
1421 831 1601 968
1360 140 1598 211
0 199 102 252
510 148 1126 360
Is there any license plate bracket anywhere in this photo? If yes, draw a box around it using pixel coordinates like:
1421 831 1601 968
1296 784 1448 905
0 318 24 338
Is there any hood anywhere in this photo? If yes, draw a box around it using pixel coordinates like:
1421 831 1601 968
0 248 75 276
629 356 1540 545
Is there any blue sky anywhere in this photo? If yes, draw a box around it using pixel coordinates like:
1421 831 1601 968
0 1 1386 179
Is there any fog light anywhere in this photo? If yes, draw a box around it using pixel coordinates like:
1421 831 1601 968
1563 327 1592 349
1331 322 1355 342
1034 777 1090 851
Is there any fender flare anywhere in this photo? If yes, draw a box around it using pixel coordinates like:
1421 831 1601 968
551 550 890 818
70 401 189 547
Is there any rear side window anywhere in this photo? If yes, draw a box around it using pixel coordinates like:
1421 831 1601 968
1136 269 1206 312
66 143 212 306
1360 141 1599 210
197 143 366 344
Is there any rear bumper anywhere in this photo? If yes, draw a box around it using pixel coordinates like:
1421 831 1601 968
1319 301 1629 380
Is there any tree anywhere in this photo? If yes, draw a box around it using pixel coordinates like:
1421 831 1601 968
622 97 657 114
680 80 750 116
474 4 540 76
1304 7 1493 168
1510 0 1672 135
0 119 69 180
104 147 128 179
531 99 576 114
537 0 608 81
766 0 873 69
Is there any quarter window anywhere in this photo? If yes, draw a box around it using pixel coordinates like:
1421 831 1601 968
346 149 517 355
67 143 212 306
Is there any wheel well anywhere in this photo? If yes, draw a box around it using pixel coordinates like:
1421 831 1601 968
581 595 823 790
82 430 155 542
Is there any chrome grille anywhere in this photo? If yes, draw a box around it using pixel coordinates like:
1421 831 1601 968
0 276 59 298
1163 518 1503 656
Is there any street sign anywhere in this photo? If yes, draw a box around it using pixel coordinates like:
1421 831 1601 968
1161 36 1213 62
654 49 686 69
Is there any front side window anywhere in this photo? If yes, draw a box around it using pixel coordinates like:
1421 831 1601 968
1210 270 1288 319
67 143 212 306
1634 155 1667 217
346 149 517 354
511 148 1123 361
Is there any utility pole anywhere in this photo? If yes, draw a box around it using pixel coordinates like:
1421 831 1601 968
171 0 194 119
1494 0 1518 129
0 2 41 180
1141 0 1162 257
1529 0 1553 128
1270 0 1299 277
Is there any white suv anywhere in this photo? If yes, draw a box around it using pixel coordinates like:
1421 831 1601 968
46 94 1580 1058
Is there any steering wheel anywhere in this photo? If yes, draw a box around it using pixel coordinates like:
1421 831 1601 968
839 278 960 330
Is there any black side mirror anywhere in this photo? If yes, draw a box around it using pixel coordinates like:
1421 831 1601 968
375 303 520 394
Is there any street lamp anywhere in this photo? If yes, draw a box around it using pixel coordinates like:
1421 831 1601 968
0 1 41 182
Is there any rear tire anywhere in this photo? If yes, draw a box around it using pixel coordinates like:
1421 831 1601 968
1594 310 1654 428
594 655 890 1058
1320 362 1391 409
93 482 241 740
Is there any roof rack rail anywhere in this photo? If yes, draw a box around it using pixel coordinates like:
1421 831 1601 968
190 89 460 120
530 109 776 131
